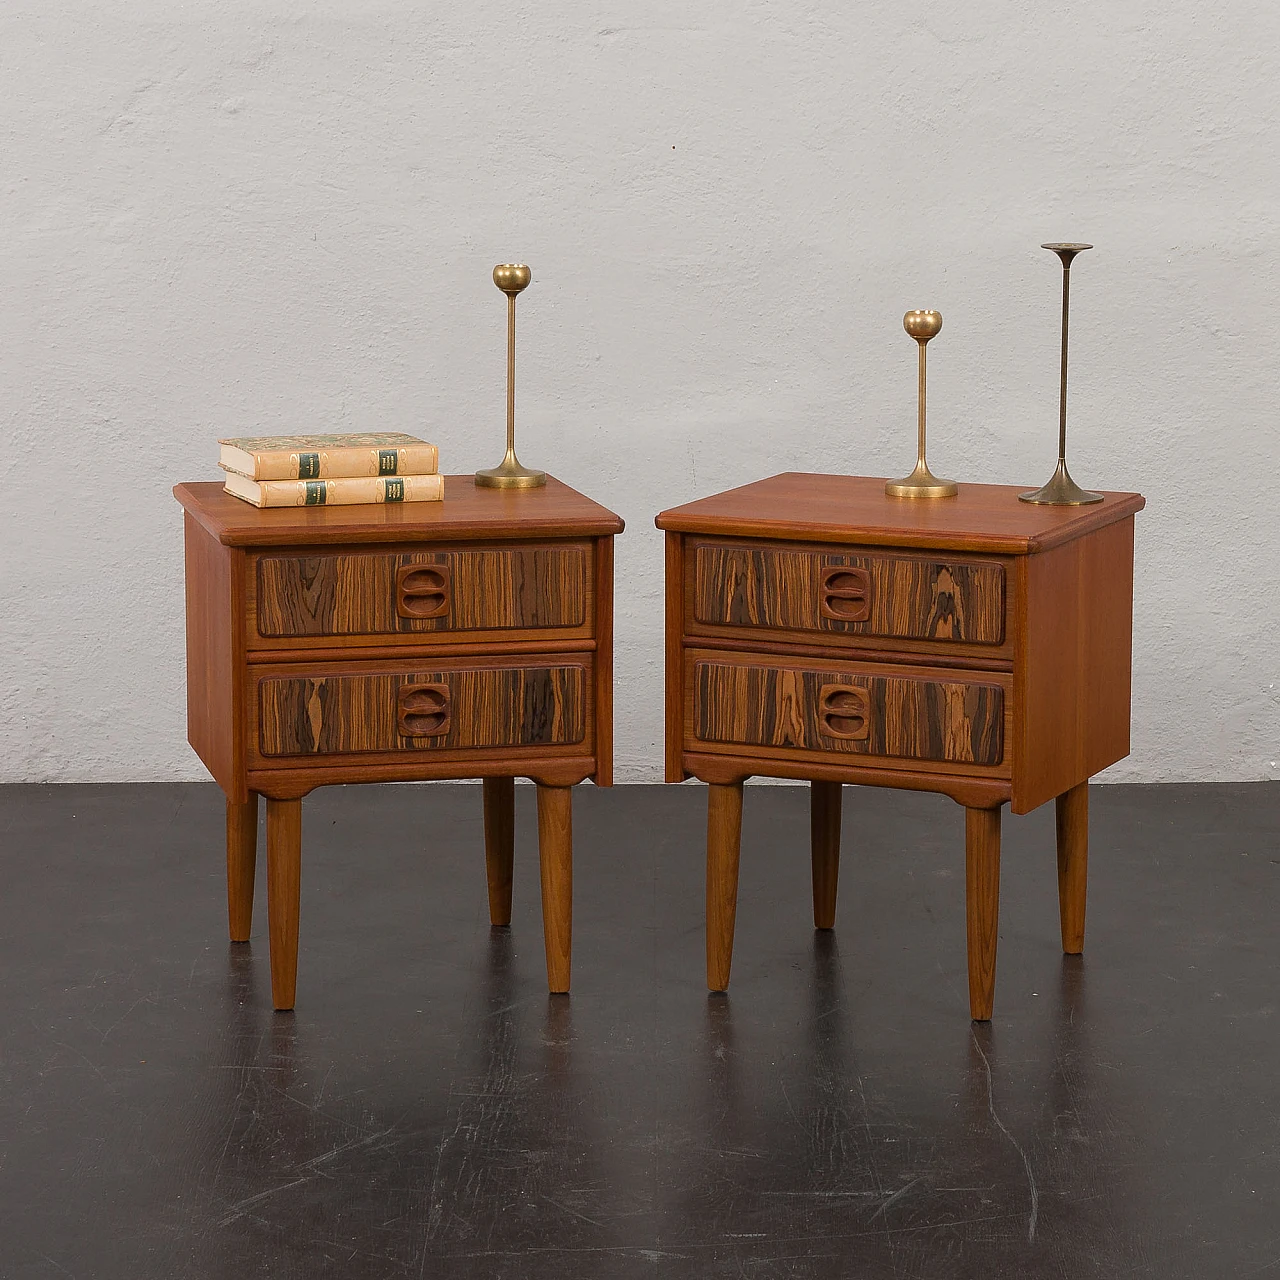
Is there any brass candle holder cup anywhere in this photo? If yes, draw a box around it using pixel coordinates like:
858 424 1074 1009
885 310 957 499
1020 244 1102 506
475 263 546 490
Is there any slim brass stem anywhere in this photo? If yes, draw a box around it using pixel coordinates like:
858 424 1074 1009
1058 263 1070 464
506 292 517 456
917 341 928 468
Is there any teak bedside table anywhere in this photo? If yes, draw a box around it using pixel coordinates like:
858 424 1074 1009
656 473 1144 1020
175 477 623 1009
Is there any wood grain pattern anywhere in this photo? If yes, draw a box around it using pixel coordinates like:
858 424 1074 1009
810 781 841 930
258 663 586 757
692 659 1004 766
965 805 1001 1022
684 651 1015 787
254 544 588 639
693 541 1005 644
184 513 248 801
707 781 744 991
226 795 258 942
1012 516 1136 814
176 475 625 548
536 784 573 993
266 797 302 1011
656 472 1144 555
1056 781 1089 954
483 777 515 927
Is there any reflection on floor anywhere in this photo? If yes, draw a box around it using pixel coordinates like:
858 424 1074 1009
1 781 1276 1278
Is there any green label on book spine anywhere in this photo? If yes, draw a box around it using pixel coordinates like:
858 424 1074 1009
384 478 405 502
304 481 327 505
378 449 399 475
297 452 321 479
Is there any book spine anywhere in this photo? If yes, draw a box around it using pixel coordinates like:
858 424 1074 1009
252 444 439 481
251 474 444 507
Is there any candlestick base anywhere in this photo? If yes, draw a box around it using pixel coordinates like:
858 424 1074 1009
475 447 546 490
1018 459 1102 505
885 460 957 499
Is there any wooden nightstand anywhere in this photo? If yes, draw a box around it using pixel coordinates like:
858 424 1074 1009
657 473 1144 1020
175 477 623 1009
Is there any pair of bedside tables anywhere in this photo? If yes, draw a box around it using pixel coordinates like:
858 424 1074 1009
176 472 1143 1020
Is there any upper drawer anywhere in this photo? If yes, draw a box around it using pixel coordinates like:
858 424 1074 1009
688 538 1006 651
248 541 592 648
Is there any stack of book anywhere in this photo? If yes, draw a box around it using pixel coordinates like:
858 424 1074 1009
218 433 443 508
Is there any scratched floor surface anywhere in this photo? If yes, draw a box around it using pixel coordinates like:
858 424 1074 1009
1 781 1277 1279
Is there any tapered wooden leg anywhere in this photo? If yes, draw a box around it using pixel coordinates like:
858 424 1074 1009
810 781 842 930
707 781 745 992
536 784 572 994
266 798 302 1011
483 777 516 927
1056 781 1089 955
965 805 1002 1022
226 795 258 943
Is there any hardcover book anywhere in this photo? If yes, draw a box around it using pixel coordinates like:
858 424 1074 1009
218 432 439 481
223 472 445 508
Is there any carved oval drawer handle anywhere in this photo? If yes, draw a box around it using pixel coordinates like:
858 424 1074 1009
819 567 870 622
396 564 451 619
818 684 870 741
397 683 450 737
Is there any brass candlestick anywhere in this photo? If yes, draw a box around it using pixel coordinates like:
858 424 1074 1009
885 310 957 499
1020 244 1102 505
475 263 546 489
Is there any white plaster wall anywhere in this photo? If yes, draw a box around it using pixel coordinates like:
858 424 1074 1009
2 1 1277 784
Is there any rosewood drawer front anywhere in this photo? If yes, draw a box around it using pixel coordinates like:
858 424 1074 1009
688 653 1005 768
256 661 589 759
250 543 591 646
689 539 1006 649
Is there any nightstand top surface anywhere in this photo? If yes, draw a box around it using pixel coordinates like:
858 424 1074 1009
656 473 1144 554
175 475 624 547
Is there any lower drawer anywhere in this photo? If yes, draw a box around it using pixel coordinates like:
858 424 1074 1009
687 650 1007 769
253 657 590 761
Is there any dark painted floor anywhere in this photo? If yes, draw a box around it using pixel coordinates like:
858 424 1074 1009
1 782 1277 1279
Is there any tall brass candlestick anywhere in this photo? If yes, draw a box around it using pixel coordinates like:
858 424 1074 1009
885 310 957 499
1020 244 1102 505
475 263 546 489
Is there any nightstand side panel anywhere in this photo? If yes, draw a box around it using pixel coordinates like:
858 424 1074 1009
1013 516 1136 814
183 514 248 802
